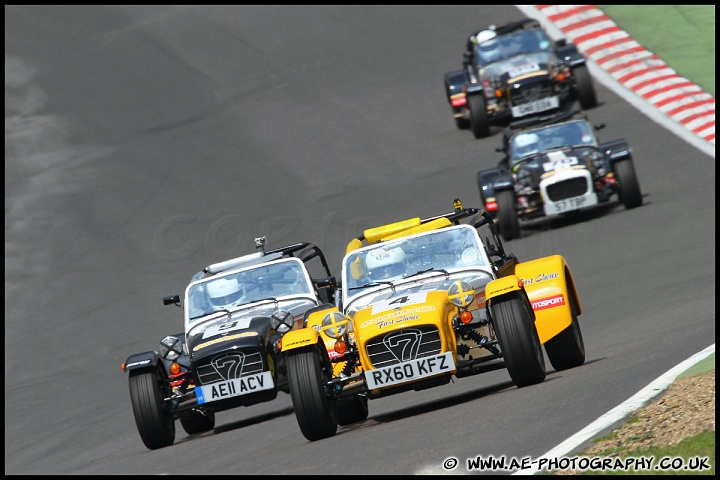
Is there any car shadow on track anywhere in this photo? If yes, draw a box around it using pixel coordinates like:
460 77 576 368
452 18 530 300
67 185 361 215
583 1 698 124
177 406 296 443
339 380 515 433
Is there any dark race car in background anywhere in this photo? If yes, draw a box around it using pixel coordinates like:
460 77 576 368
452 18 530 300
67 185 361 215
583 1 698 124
444 18 598 139
477 111 643 240
121 237 337 450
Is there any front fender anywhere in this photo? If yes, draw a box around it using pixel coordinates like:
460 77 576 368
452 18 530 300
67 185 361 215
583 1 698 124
486 275 524 300
491 171 515 192
515 254 581 343
123 351 162 373
444 69 467 102
600 138 632 162
280 328 321 353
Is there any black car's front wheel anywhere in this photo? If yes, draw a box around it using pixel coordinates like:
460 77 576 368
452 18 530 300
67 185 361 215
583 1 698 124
573 65 598 109
128 367 176 450
287 344 338 441
613 158 643 209
468 94 491 138
497 189 521 241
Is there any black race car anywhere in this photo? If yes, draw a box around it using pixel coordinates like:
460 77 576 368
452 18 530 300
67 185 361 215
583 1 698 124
477 111 643 240
444 18 598 138
121 237 337 449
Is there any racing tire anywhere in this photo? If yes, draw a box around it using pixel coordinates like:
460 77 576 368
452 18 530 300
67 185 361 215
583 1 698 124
544 309 585 371
287 344 338 441
468 94 491 139
573 65 598 109
613 159 643 209
496 189 521 241
128 367 176 450
337 395 369 426
491 291 546 387
180 410 216 435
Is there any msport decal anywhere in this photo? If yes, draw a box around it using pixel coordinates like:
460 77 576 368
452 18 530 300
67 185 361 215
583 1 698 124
531 294 565 311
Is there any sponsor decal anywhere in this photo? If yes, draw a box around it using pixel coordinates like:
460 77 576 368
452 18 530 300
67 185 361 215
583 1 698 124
521 272 559 285
360 305 435 329
125 359 151 368
527 285 562 299
531 294 565 311
193 332 257 352
284 337 312 347
487 283 516 296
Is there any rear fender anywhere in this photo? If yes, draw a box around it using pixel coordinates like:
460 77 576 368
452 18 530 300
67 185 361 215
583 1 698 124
515 255 581 344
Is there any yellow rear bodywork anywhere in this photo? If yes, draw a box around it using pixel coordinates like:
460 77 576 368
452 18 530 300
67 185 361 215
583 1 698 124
514 254 581 344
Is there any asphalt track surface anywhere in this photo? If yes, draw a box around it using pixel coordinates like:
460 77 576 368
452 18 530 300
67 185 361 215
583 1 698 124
5 5 715 475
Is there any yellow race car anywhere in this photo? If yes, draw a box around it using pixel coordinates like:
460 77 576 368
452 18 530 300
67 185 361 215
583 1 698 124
281 199 585 441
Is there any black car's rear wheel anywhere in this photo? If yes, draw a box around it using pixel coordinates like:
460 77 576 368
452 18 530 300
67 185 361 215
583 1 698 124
337 395 369 426
180 410 216 435
544 309 585 371
128 367 176 450
613 158 643 208
497 189 521 240
287 344 338 441
468 94 491 138
573 65 598 109
491 291 546 387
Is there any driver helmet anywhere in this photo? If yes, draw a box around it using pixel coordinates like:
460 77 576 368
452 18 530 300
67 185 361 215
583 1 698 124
514 132 540 159
365 246 407 282
207 277 245 308
475 30 500 62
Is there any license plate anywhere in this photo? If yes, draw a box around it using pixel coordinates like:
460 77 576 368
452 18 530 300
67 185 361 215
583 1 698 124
552 196 586 214
364 352 454 389
195 371 274 404
512 96 559 117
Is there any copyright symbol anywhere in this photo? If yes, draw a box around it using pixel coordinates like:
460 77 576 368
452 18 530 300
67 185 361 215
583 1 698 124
443 457 458 470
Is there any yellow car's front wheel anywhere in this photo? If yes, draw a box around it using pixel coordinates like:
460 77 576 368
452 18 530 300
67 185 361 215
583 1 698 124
491 291 546 387
286 344 338 441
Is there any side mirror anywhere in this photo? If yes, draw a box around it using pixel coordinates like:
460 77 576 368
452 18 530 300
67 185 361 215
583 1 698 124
163 295 181 306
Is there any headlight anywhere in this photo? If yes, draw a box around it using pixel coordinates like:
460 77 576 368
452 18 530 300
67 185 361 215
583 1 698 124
270 309 294 335
448 281 475 308
159 335 184 361
322 311 351 340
